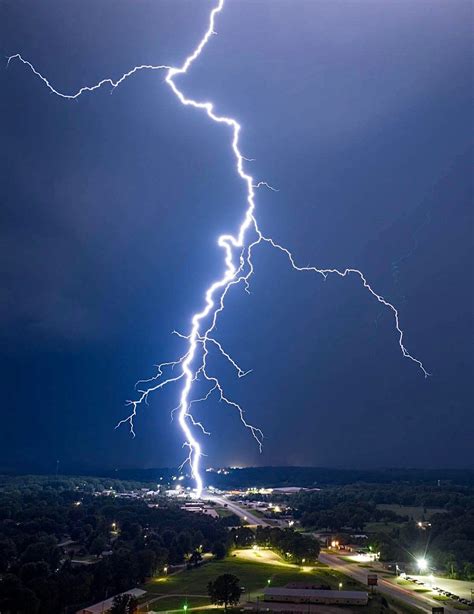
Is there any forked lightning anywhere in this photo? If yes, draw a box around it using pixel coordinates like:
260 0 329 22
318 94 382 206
8 0 428 498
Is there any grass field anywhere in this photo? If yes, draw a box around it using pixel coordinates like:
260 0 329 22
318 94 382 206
143 549 364 612
214 507 234 518
365 521 404 534
376 504 446 520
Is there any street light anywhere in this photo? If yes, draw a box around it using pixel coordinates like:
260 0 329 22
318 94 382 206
338 583 343 590
267 579 271 586
416 557 428 573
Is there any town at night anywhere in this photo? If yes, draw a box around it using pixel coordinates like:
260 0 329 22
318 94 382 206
1 0 472 612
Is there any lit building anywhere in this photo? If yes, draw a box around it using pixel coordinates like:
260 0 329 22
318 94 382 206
263 587 368 607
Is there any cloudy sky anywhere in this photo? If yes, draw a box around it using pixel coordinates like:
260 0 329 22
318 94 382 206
1 0 472 474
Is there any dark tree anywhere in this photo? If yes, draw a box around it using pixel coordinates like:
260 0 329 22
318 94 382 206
137 549 157 581
90 535 107 557
211 541 227 560
19 561 50 584
188 550 203 567
0 538 17 572
110 593 139 614
177 531 193 558
231 527 254 548
208 574 242 611
161 529 177 549
0 574 40 614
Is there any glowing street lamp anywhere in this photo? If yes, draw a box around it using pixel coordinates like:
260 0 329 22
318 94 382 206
416 557 428 573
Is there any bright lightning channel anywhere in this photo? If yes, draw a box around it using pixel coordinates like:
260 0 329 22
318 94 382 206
8 0 429 499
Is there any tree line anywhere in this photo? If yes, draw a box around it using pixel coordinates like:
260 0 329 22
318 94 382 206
0 478 231 613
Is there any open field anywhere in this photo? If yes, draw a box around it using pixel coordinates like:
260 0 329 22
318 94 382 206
146 595 211 611
365 521 404 534
376 504 446 520
143 549 364 611
393 577 435 594
145 599 398 614
214 507 235 518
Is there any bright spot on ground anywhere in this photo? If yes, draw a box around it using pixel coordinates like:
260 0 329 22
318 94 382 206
234 549 317 573
234 548 298 569
345 553 378 564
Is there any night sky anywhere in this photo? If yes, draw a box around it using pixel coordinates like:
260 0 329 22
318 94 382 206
1 1 472 474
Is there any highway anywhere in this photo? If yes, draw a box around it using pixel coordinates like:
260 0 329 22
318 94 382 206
319 552 459 614
203 491 270 526
202 494 465 612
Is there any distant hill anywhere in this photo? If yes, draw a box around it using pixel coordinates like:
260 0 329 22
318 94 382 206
202 466 474 488
2 464 473 487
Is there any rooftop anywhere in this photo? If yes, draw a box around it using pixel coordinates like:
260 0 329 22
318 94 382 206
264 587 367 600
77 589 146 614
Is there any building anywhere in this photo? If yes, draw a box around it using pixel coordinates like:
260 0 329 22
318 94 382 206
76 589 146 614
285 583 330 590
263 587 368 607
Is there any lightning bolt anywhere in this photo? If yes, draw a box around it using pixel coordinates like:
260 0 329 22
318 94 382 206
8 0 429 499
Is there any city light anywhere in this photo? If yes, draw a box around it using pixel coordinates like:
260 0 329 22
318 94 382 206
416 557 428 572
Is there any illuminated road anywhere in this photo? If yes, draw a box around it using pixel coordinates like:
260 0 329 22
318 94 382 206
201 496 466 611
204 492 269 526
319 552 458 613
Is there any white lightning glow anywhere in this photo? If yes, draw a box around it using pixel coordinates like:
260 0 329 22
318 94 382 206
8 0 429 499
